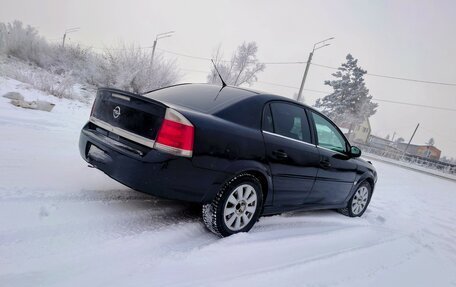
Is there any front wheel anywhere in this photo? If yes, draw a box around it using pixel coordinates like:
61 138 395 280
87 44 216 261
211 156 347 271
202 174 263 237
338 181 372 217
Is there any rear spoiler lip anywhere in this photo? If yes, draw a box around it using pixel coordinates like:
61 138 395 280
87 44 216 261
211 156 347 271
139 83 193 96
97 83 194 99
97 87 169 108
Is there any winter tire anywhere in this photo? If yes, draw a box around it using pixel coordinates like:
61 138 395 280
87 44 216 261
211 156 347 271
202 173 263 237
338 181 372 217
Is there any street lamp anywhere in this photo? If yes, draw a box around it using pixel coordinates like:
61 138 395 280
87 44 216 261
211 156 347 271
296 37 334 103
150 31 175 69
62 27 80 48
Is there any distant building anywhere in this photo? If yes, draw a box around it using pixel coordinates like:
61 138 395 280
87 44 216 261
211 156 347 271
338 118 371 144
367 135 393 150
396 143 442 160
351 118 371 144
365 135 442 161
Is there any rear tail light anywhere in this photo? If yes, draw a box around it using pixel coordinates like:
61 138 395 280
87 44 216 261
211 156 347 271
154 108 194 157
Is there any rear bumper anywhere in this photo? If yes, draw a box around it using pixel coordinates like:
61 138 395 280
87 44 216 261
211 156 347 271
79 123 225 203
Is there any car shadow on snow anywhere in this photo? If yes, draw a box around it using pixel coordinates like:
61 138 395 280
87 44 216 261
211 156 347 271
96 188 375 240
97 187 202 219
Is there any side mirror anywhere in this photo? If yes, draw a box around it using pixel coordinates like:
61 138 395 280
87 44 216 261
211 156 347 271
350 146 362 158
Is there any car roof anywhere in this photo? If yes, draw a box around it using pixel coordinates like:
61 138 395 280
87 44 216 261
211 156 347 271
143 83 314 114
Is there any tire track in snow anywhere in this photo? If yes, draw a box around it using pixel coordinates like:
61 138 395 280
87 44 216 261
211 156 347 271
168 233 409 287
0 202 197 244
0 188 152 202
0 198 203 272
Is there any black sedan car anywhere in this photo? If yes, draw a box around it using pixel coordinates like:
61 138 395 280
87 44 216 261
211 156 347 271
79 84 377 237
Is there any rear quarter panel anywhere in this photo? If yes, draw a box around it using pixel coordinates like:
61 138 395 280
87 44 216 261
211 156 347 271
176 102 273 205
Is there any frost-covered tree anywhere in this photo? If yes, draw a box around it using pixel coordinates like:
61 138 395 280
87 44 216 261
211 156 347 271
207 42 265 86
0 21 51 67
0 23 6 54
396 137 405 144
0 21 180 98
315 54 378 132
101 43 180 94
386 134 390 140
441 156 456 164
426 137 435 146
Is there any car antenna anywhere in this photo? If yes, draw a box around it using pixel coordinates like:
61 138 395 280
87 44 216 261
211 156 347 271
211 59 227 88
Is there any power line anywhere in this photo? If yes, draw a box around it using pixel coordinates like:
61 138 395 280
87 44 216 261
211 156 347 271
371 98 456 112
180 71 327 95
180 69 325 94
257 81 328 94
181 68 208 74
159 48 456 87
58 42 456 87
310 63 456 87
261 61 307 65
75 43 155 51
421 127 456 144
158 48 212 61
367 73 456 87
257 81 300 90
251 80 456 112
179 69 456 112
181 70 328 96
158 48 307 65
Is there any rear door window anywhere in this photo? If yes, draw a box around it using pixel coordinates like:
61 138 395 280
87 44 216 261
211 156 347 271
262 104 274 132
269 102 312 143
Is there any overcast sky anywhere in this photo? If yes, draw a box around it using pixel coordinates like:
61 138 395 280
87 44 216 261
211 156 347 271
1 0 456 158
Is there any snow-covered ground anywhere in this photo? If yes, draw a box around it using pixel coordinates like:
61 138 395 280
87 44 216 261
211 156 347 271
1 77 456 287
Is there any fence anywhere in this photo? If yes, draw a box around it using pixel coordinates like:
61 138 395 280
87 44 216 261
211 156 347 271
356 143 456 176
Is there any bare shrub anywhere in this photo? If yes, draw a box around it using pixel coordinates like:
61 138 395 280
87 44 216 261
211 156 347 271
0 21 181 99
101 43 180 94
2 62 77 99
0 21 51 67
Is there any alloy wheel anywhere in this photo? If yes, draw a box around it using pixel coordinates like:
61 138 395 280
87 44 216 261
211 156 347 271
351 186 369 215
223 184 258 231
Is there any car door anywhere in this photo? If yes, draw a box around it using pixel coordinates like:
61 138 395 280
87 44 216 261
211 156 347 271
262 102 320 207
307 111 358 205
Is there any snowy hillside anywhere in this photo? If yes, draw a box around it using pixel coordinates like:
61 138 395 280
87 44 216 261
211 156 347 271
1 77 456 286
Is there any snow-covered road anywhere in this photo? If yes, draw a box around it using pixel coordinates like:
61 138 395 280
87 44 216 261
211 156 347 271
1 78 456 286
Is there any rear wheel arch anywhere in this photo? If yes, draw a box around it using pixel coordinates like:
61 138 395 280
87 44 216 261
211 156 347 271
207 161 272 204
215 169 270 204
242 170 269 204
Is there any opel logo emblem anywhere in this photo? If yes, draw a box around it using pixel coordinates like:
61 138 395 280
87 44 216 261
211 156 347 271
113 106 121 119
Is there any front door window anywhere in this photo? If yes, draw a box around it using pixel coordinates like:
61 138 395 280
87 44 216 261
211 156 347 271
311 112 347 153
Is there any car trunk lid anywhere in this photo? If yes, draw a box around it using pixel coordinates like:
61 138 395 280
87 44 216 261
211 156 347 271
90 88 166 146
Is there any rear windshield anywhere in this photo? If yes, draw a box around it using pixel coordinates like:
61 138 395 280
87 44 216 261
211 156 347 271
143 84 257 114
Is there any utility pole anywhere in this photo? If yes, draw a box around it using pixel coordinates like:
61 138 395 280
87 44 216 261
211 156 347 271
150 31 174 70
62 27 80 48
296 37 334 103
150 39 158 69
297 52 313 103
62 34 66 48
404 123 420 155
